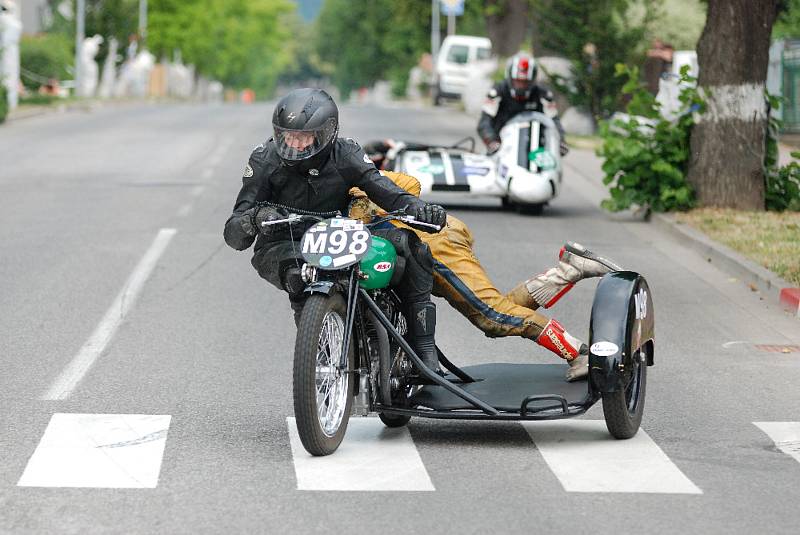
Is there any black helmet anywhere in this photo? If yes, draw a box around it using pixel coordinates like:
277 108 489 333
272 88 339 166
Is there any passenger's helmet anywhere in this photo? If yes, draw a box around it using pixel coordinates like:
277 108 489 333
506 52 537 101
272 88 339 166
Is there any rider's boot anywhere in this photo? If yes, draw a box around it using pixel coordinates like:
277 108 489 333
409 301 440 374
510 242 623 310
535 318 589 382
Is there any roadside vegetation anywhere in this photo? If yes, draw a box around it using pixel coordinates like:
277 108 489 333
675 208 800 286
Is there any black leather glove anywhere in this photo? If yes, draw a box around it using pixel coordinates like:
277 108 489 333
253 205 288 235
559 139 570 156
239 207 258 237
413 203 447 229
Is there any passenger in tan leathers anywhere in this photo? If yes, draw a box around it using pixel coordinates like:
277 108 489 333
349 170 623 382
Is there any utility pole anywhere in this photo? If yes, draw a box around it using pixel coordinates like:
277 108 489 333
139 0 148 47
75 0 85 97
431 0 440 61
447 12 455 36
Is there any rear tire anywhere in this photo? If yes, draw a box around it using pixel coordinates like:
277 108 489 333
433 86 442 106
602 346 647 439
293 293 354 456
378 412 411 428
500 196 514 211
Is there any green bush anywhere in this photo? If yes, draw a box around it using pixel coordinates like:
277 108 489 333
597 64 703 213
0 83 8 124
765 95 800 211
20 34 73 90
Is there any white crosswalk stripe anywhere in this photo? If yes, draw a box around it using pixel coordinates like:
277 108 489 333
287 417 435 491
17 414 171 489
754 422 800 464
522 420 703 493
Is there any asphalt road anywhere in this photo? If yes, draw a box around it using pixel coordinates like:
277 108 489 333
1 101 799 534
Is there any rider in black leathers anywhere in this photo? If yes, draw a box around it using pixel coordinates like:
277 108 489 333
223 88 447 370
478 52 568 156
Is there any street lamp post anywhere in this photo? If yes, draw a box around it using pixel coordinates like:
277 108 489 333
139 0 147 47
431 0 440 61
75 0 85 97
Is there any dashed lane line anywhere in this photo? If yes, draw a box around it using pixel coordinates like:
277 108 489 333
41 228 177 400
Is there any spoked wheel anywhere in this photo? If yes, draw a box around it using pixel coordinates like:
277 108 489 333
602 344 648 439
293 293 354 456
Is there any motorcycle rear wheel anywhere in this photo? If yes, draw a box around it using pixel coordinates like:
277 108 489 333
293 293 354 456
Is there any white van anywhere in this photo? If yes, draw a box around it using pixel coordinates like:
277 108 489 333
434 35 493 105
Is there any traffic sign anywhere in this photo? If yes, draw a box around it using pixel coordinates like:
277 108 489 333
441 0 464 16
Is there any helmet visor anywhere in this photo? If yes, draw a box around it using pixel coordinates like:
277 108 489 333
273 117 337 161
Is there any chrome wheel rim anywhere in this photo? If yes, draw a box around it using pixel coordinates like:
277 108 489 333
315 310 348 437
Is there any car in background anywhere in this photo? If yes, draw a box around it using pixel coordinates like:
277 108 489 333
433 35 493 106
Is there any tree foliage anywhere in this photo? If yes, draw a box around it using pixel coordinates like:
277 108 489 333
597 65 703 213
147 0 296 93
19 33 74 90
314 0 487 97
533 0 653 118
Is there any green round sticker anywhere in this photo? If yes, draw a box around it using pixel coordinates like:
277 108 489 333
528 148 557 170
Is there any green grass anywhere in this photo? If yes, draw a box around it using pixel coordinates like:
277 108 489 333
675 208 800 286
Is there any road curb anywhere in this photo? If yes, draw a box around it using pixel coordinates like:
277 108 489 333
651 213 799 316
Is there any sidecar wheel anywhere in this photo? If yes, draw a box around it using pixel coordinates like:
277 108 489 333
517 202 544 216
602 344 648 439
378 412 411 428
293 293 354 456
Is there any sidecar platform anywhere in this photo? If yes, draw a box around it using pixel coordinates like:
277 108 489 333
378 363 599 421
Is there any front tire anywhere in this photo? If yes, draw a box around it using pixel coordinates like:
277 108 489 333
602 345 648 439
517 202 545 216
293 293 354 456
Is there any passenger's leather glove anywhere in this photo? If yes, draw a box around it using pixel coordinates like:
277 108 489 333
412 203 447 229
559 139 570 156
487 140 501 155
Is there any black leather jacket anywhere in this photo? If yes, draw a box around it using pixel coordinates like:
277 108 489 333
477 80 564 146
224 138 425 251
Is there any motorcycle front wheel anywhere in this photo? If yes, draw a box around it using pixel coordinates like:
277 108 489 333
293 293 354 456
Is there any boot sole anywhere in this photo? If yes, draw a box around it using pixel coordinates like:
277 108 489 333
564 242 623 272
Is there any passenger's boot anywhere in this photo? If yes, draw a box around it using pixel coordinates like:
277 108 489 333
535 318 589 382
409 301 440 373
510 242 623 310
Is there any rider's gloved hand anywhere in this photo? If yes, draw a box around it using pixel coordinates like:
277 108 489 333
413 203 447 228
487 140 501 155
559 139 569 156
254 205 287 236
238 207 258 237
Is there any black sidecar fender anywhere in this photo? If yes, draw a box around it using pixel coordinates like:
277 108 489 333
588 271 654 394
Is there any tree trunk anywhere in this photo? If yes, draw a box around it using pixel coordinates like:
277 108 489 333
686 0 780 210
485 0 530 57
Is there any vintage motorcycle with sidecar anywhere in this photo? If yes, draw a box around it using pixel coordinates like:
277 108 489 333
260 202 654 456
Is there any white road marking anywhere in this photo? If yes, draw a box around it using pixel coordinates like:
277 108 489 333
754 422 800 464
18 414 171 488
287 417 434 491
523 421 702 493
42 228 177 400
177 203 193 217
